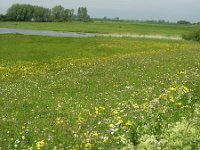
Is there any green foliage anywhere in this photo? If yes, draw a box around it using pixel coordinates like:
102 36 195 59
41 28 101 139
5 4 89 22
32 6 51 22
64 9 74 22
51 6 74 22
7 4 35 21
6 4 50 22
77 7 90 22
0 14 7 21
51 5 65 22
182 29 200 42
177 20 191 25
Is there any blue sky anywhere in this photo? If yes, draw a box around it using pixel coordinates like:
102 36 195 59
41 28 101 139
0 0 199 22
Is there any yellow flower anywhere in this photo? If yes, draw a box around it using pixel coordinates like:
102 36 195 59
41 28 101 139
113 110 118 115
182 86 189 93
53 146 57 150
78 116 84 123
118 119 123 124
109 124 115 128
56 117 64 125
99 106 105 110
92 132 98 137
169 96 175 103
159 94 163 99
169 87 176 91
83 132 87 137
95 107 99 114
102 136 109 143
177 102 182 106
132 104 139 109
117 116 121 120
103 139 108 143
36 140 45 149
85 143 92 148
125 120 133 126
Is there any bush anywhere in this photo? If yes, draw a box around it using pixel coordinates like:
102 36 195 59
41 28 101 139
177 20 191 24
0 14 6 21
182 29 200 42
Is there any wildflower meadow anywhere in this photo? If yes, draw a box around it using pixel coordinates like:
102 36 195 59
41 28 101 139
0 34 200 149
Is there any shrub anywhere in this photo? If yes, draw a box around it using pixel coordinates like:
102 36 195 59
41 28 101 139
177 20 191 24
182 29 200 42
0 14 6 21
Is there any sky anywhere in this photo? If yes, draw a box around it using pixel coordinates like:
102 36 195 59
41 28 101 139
0 0 199 22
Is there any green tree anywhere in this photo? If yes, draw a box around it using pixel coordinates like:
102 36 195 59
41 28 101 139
64 9 74 21
177 20 191 24
7 4 20 21
0 14 6 21
7 4 34 21
33 6 51 22
51 5 65 22
6 4 90 22
23 4 35 21
77 7 90 22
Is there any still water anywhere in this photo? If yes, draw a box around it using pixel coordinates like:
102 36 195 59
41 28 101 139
0 28 95 37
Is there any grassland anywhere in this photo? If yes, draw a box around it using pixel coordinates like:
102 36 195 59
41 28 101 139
1 21 200 36
0 34 200 149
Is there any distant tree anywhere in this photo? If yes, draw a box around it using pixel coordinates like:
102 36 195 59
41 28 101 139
114 17 119 21
77 7 90 22
146 20 157 23
177 20 191 24
0 14 6 21
24 5 35 21
158 20 166 24
51 5 65 22
7 4 20 21
64 9 74 21
33 6 51 22
6 4 91 22
103 16 108 20
7 4 34 21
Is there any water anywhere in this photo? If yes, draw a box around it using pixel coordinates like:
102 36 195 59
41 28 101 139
0 28 95 38
0 28 181 40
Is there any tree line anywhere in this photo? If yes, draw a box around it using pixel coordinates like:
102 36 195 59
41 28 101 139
0 4 91 22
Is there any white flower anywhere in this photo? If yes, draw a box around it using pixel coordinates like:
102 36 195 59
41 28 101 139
22 136 25 140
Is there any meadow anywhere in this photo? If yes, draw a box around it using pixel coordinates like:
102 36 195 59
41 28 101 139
1 21 200 36
0 33 200 149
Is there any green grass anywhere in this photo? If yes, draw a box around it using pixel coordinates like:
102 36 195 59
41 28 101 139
0 34 200 149
1 21 200 36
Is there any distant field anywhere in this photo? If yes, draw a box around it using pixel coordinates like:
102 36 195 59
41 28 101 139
0 21 200 36
1 34 200 149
